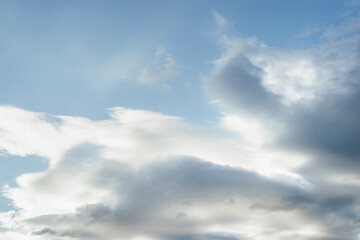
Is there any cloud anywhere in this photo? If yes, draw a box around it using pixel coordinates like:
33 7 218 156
324 17 360 39
0 105 360 239
205 52 282 118
138 47 181 86
295 28 319 38
0 105 306 181
204 22 360 168
2 151 327 240
90 47 181 89
200 12 360 239
213 11 229 33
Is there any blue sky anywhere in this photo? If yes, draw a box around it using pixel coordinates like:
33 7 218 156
1 1 360 240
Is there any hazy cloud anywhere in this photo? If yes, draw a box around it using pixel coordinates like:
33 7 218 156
138 47 181 86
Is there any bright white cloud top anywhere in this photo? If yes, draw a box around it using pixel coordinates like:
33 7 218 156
0 1 360 240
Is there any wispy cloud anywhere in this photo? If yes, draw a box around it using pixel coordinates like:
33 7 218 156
213 11 229 33
295 28 319 38
138 47 181 86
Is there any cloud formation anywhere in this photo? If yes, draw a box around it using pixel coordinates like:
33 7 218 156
0 102 359 240
204 21 360 174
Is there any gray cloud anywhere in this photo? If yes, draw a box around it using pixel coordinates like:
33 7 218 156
280 85 360 158
205 34 360 172
206 54 282 118
201 15 360 239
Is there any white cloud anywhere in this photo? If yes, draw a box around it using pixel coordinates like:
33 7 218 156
211 34 359 106
0 102 358 240
204 21 360 164
0 105 315 240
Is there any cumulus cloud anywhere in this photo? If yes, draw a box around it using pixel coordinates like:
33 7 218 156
1 146 345 240
200 11 360 239
18 154 312 240
204 21 360 169
0 104 360 240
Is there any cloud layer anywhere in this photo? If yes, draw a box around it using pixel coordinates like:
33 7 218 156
0 100 360 240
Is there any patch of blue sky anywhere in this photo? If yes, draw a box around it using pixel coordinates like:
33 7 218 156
0 0 221 122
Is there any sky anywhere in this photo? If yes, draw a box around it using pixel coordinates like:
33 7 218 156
0 0 360 239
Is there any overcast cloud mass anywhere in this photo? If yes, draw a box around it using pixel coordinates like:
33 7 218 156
1 1 360 240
